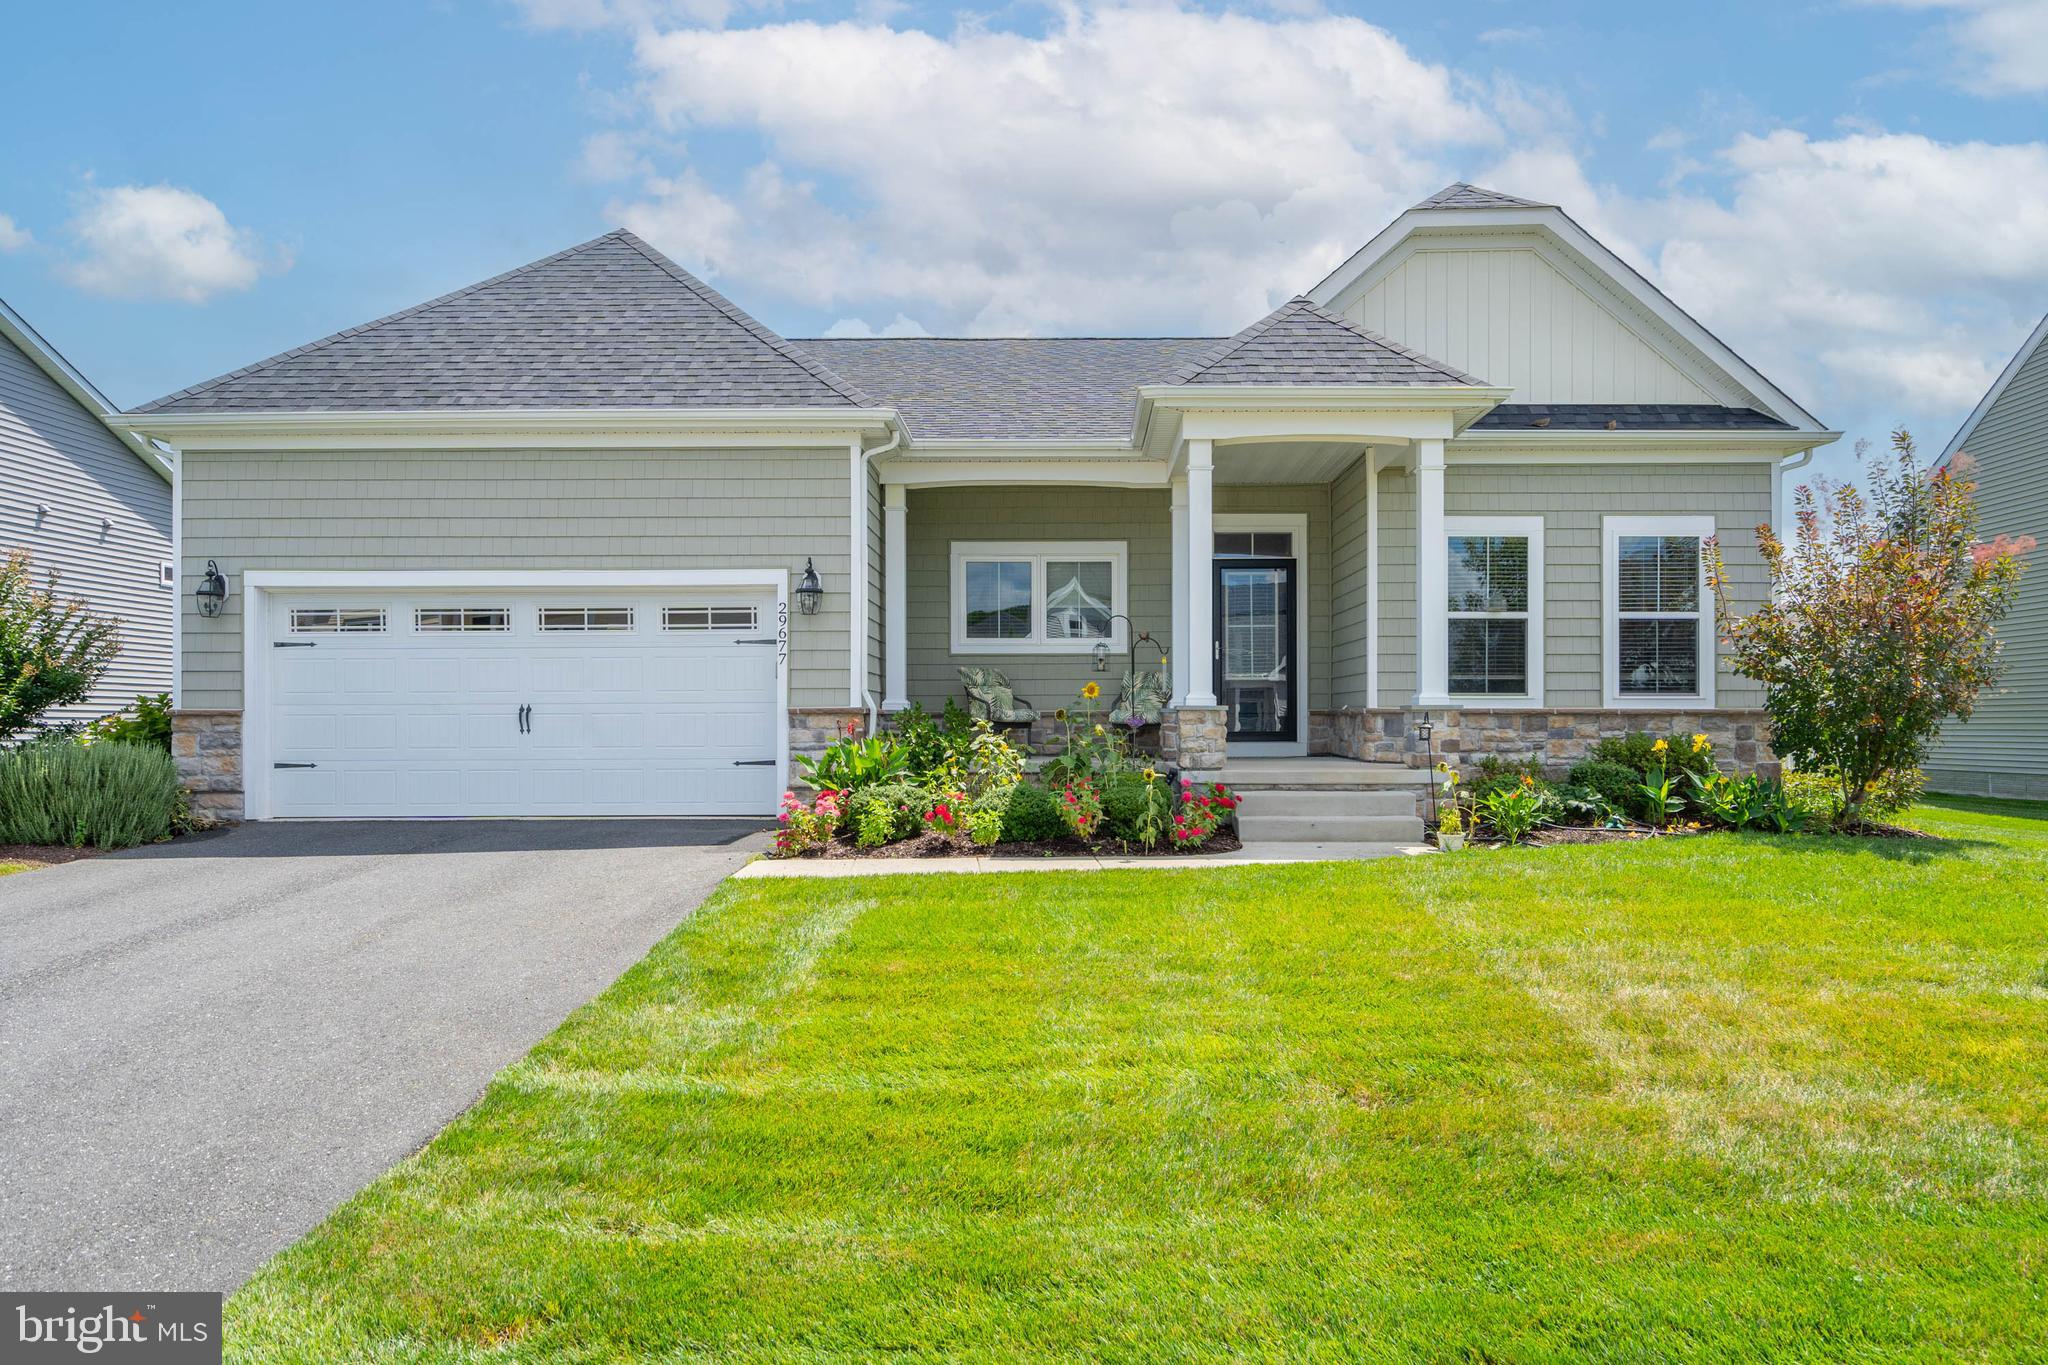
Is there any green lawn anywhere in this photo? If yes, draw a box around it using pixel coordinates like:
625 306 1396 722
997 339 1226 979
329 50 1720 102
230 800 2048 1361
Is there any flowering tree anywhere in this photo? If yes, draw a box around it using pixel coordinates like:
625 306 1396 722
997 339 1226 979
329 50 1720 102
1 548 122 740
1706 431 2033 825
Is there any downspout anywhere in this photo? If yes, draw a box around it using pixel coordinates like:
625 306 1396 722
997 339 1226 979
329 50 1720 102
852 427 904 736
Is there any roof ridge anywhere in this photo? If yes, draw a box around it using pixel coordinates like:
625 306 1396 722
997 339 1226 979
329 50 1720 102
796 335 1227 343
1167 297 1312 384
610 231 872 407
1414 181 1548 211
130 232 635 414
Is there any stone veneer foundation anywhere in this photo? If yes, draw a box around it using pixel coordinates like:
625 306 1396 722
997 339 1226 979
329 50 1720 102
172 709 244 825
1313 707 1776 774
1160 706 1228 774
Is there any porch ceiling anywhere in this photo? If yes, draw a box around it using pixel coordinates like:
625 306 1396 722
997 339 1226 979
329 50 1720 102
1215 440 1371 484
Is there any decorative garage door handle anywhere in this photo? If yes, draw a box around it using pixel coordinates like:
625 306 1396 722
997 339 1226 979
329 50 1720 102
273 641 316 648
517 704 532 734
273 762 318 769
733 759 775 766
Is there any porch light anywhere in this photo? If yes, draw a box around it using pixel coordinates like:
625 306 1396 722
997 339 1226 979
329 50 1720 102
795 558 823 616
195 559 229 618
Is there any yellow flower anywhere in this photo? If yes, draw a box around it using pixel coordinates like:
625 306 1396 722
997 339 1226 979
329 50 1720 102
1651 738 1669 754
1520 775 1535 787
1143 768 1158 782
1691 733 1710 753
1093 723 1105 736
1080 681 1101 700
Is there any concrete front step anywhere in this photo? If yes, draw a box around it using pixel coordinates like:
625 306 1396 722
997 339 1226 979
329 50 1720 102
1217 758 1429 790
1241 789 1420 817
1237 812 1425 843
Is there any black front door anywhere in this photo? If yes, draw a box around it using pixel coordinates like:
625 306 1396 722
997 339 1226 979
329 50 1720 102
1213 558 1297 743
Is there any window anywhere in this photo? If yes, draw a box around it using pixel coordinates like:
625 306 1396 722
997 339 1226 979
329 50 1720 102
539 605 634 632
664 605 759 632
1603 516 1714 707
950 542 1127 653
290 607 387 633
415 607 509 632
1437 516 1543 703
1215 531 1294 558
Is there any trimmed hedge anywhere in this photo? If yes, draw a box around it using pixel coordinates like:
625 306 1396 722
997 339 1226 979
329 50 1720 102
0 739 182 849
979 782 1066 843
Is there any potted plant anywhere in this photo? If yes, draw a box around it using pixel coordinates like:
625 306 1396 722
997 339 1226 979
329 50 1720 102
1434 762 1466 850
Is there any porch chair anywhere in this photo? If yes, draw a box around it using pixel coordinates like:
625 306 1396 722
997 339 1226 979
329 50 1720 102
1108 666 1171 729
958 666 1040 727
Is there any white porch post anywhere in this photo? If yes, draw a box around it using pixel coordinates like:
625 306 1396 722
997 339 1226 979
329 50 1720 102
882 482 908 712
1170 477 1190 705
1184 439 1217 707
1413 437 1447 704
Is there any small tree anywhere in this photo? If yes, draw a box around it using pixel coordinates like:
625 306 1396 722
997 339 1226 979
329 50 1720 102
0 547 122 740
1706 431 2033 825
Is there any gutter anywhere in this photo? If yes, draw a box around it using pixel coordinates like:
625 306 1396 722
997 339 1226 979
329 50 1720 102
852 425 904 736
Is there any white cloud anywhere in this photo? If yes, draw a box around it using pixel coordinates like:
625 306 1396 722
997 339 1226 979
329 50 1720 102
608 5 1504 334
0 213 30 251
1860 0 2048 94
822 313 931 338
60 184 282 304
1478 25 1541 44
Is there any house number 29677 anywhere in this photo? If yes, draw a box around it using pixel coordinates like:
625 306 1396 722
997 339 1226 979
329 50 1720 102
776 600 789 671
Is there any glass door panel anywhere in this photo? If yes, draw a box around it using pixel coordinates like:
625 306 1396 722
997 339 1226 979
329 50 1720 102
1213 559 1296 742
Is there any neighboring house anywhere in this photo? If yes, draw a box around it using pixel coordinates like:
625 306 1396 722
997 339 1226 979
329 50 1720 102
1925 313 2047 800
1 298 173 728
115 183 1837 822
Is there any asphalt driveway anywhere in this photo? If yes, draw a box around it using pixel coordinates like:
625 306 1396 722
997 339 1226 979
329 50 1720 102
0 818 768 1293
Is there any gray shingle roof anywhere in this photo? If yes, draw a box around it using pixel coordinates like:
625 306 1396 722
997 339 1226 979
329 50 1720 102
1472 404 1792 431
796 336 1214 440
134 230 869 413
1169 297 1485 386
1413 182 1551 211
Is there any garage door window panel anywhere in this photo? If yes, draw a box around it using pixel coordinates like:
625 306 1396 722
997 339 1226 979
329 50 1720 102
540 606 635 632
290 608 387 634
417 608 510 633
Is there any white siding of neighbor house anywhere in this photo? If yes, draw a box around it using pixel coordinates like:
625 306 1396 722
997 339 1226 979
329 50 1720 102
0 331 172 726
1342 244 1723 404
1927 328 2048 796
1374 461 1773 709
178 448 854 710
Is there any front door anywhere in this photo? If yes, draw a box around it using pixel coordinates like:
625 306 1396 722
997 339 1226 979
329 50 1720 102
1213 558 1297 743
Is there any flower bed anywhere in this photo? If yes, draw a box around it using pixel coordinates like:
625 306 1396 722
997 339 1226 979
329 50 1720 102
774 689 1241 860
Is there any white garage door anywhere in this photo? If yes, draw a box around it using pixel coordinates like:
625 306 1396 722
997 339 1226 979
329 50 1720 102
260 589 782 817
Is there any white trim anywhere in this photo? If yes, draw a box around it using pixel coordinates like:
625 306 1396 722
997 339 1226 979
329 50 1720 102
1937 310 2048 470
1170 479 1190 706
947 541 1128 655
1305 204 1825 432
1365 453 1380 710
1214 511 1310 757
1183 440 1217 706
169 449 182 708
875 455 1171 488
1425 514 1545 710
239 568 790 820
1600 515 1716 710
882 483 908 711
1412 438 1448 710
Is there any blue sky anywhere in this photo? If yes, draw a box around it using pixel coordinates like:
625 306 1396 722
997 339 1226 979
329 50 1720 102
4 0 2045 486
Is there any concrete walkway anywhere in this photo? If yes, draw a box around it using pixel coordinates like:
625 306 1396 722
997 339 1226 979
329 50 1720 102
0 818 767 1293
734 841 1433 878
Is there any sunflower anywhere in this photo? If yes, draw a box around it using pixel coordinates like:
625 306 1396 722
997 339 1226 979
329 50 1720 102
1081 681 1101 701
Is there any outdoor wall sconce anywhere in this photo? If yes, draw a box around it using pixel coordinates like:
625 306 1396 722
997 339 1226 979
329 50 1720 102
795 558 823 616
195 559 229 618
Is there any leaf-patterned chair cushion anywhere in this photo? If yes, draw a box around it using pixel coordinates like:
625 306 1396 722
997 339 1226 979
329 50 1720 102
958 666 1039 724
1108 667 1171 728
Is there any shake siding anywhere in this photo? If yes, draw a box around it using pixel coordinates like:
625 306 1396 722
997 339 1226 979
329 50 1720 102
1329 455 1371 708
1377 466 1417 702
1443 462 1771 708
0 334 172 724
1929 333 2048 791
178 448 851 709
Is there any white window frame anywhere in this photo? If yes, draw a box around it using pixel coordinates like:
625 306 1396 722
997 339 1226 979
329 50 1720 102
538 604 635 633
1602 514 1716 710
1426 515 1545 708
949 541 1128 654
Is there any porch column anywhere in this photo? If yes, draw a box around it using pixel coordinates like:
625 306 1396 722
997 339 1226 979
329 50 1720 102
1170 477 1190 705
1413 437 1447 704
1184 439 1218 707
882 483 908 712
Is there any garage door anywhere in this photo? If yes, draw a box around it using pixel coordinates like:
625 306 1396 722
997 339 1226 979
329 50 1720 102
260 589 782 817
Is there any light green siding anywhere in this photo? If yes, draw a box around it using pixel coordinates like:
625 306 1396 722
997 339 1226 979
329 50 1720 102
1376 461 1772 708
1329 456 1372 708
179 448 855 710
1929 329 2048 792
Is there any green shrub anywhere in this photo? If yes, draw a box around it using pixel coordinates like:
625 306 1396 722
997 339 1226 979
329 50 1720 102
893 700 977 782
796 734 908 793
844 779 927 847
1591 732 1715 782
1551 782 1621 827
0 738 181 848
1778 765 1924 827
977 781 1065 843
1566 759 1640 816
1099 772 1153 841
1468 754 1546 804
88 692 173 752
1782 770 1843 827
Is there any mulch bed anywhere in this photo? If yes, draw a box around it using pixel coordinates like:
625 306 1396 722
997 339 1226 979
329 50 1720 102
801 829 1243 859
0 843 110 868
1434 818 1934 850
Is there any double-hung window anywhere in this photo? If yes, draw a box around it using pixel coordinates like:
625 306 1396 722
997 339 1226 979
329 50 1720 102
1603 515 1715 707
1440 516 1543 704
950 542 1126 653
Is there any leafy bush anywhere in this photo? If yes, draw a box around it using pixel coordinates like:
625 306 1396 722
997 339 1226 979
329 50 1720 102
1 548 123 740
1477 777 1545 845
845 780 927 847
1468 754 1546 805
975 781 1066 843
1778 764 1924 827
1590 732 1715 783
1783 770 1844 827
1551 782 1622 827
796 734 907 793
774 789 841 857
1056 779 1104 840
893 700 978 782
1099 772 1154 841
1171 781 1238 849
88 692 173 752
0 738 181 848
1566 759 1641 818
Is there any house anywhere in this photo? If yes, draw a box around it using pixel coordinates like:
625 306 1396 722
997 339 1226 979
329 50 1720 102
1 298 173 727
1925 312 2047 800
112 183 1837 823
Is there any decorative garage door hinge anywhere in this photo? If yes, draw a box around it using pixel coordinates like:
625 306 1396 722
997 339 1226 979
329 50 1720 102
273 641 316 648
273 762 318 769
732 759 775 766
